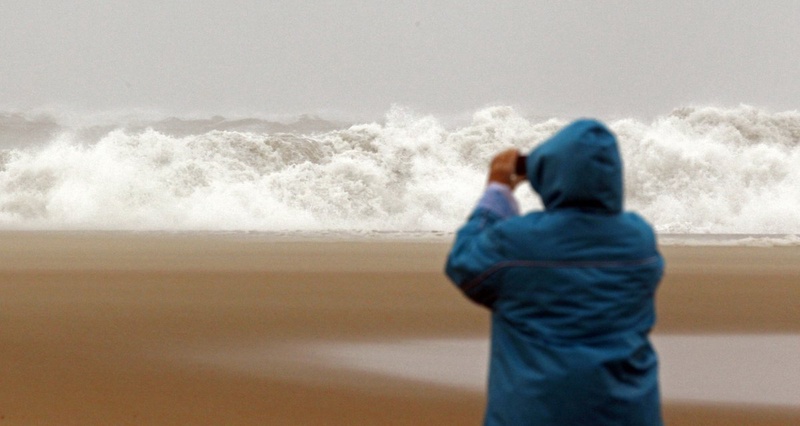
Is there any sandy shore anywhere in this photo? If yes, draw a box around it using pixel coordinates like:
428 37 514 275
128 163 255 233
0 232 798 425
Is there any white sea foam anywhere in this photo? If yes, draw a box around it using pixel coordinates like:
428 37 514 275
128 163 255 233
1 105 799 240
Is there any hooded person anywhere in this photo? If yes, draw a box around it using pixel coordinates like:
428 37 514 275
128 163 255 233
445 119 664 426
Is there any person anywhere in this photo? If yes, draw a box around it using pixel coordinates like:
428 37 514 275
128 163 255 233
445 119 664 425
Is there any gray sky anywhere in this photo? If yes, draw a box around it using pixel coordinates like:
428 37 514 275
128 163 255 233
1 0 798 119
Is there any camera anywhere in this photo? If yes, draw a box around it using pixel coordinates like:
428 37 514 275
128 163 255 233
515 155 527 176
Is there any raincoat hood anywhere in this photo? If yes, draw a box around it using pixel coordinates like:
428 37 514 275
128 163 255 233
526 119 623 213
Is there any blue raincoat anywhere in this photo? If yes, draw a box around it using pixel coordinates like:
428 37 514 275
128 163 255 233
446 119 664 425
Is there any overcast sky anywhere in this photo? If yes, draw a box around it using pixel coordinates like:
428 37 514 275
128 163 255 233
1 1 798 120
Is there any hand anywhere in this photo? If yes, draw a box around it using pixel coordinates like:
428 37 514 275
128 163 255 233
488 149 525 189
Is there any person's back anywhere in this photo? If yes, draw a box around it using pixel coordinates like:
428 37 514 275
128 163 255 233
446 119 664 425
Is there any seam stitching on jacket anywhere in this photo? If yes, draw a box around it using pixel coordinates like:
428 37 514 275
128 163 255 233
461 255 661 293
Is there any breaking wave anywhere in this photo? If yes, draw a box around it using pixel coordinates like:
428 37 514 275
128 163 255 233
1 105 798 238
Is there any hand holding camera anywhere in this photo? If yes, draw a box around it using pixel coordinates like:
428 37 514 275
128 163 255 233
488 149 526 189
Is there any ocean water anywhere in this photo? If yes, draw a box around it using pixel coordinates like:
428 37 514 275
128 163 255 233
183 335 800 407
1 105 799 241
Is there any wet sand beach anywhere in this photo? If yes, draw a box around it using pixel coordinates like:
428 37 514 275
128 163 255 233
0 232 798 425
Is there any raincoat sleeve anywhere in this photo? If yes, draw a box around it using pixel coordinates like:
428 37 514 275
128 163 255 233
445 183 519 308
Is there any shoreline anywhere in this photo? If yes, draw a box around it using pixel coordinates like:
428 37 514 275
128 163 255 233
0 228 798 243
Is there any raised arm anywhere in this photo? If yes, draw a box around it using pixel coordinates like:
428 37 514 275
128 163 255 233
445 149 522 308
